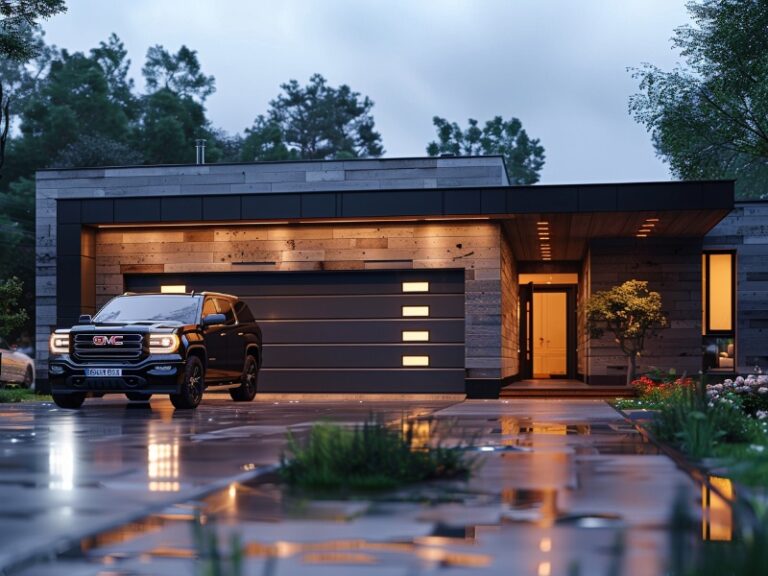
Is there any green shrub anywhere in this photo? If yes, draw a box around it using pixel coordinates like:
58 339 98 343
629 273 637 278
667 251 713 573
652 378 759 458
280 417 473 492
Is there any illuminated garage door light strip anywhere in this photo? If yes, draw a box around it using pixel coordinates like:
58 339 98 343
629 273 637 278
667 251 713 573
402 330 430 342
402 356 430 367
402 306 430 317
402 281 430 293
161 285 187 294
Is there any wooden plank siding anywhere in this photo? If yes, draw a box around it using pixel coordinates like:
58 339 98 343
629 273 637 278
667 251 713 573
94 221 506 380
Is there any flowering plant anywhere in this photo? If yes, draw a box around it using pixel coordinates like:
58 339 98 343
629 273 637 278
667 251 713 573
706 375 768 419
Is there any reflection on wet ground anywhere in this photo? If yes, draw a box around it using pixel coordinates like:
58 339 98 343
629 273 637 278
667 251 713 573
5 398 722 575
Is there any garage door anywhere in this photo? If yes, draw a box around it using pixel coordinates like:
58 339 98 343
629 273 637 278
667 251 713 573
124 270 465 393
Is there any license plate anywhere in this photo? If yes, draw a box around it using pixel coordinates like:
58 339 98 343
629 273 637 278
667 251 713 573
85 368 122 377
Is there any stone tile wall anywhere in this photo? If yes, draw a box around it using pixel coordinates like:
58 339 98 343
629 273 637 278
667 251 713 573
704 202 768 371
585 237 703 384
500 230 519 378
94 221 505 380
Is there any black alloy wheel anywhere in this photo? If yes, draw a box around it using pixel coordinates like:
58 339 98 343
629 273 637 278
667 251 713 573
170 356 204 409
230 355 258 402
52 393 86 409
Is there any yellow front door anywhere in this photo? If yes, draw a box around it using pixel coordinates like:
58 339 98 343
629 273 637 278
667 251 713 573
533 292 567 378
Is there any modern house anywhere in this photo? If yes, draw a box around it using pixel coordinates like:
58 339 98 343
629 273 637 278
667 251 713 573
35 156 765 396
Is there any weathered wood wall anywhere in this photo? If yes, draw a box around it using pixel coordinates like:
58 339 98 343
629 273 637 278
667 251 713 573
94 221 505 380
500 229 519 378
585 237 703 384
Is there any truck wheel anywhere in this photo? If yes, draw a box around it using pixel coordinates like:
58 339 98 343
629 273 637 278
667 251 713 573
126 392 152 402
52 393 86 409
170 356 204 409
230 355 258 402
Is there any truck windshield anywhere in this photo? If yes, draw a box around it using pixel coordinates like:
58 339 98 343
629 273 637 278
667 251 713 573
93 296 199 324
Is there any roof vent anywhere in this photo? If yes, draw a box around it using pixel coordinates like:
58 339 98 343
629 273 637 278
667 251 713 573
195 139 206 165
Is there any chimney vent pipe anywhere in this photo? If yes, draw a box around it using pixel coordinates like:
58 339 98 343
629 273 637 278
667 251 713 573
195 139 206 165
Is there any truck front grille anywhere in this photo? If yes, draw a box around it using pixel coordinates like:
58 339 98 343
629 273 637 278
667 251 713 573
73 334 143 360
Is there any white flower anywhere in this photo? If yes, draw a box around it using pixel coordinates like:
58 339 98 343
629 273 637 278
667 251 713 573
759 387 768 395
715 384 724 391
751 445 766 453
724 379 734 386
758 375 768 385
756 410 768 420
736 376 745 385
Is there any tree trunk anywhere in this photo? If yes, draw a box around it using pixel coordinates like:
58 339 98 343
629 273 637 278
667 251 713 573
627 353 637 386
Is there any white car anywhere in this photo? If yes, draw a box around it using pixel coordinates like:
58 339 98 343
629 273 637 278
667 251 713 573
0 337 35 388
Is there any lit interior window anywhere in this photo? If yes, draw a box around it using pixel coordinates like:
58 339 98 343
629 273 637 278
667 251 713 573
702 476 733 541
402 330 430 342
402 305 429 317
402 356 429 367
402 281 429 293
161 285 186 294
707 254 733 331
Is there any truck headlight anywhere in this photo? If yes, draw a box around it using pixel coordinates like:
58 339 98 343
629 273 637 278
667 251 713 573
49 333 70 354
149 334 180 354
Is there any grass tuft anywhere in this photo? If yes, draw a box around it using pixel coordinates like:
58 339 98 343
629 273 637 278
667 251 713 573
280 416 473 492
0 388 51 403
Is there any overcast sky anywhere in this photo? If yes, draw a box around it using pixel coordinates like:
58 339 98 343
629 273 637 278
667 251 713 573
42 0 691 184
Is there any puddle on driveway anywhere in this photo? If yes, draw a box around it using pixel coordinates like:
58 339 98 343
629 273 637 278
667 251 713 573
10 402 727 576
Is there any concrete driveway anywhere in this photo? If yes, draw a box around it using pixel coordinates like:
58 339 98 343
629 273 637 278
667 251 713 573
0 393 455 572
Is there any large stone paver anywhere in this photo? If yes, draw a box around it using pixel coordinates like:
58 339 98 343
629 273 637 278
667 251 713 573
0 395 453 572
8 398 711 576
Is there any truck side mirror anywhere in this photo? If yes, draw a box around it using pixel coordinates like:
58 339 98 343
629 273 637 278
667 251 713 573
78 314 92 324
202 313 226 326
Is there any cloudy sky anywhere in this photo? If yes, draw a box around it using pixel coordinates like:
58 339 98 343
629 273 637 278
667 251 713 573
43 1 691 184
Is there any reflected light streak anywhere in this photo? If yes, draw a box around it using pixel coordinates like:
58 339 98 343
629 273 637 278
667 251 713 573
538 561 552 576
702 476 733 541
49 420 76 490
539 537 552 552
147 427 180 492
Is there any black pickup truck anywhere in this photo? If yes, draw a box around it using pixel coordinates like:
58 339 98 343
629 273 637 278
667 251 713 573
48 292 262 410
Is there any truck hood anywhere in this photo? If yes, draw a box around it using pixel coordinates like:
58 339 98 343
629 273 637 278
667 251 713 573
67 322 186 334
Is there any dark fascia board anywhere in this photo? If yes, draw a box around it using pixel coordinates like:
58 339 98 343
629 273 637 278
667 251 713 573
36 154 508 174
58 179 734 225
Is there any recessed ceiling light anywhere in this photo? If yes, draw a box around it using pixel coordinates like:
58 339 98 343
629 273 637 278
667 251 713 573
537 221 549 225
636 233 648 238
645 218 660 222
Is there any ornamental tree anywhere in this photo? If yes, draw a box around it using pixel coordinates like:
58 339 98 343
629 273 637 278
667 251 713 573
585 280 667 386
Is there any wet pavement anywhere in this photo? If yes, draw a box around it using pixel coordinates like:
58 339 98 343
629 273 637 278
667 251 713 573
0 393 448 573
1 397 721 575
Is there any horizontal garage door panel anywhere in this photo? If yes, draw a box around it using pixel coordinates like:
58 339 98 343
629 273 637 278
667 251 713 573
259 319 464 344
127 270 463 296
247 294 463 320
125 269 466 393
257 370 461 393
263 344 464 369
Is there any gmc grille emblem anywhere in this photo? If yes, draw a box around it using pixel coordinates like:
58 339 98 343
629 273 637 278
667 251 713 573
93 335 124 346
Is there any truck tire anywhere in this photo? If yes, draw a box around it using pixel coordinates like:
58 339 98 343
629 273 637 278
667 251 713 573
52 393 86 409
170 356 204 409
230 355 258 402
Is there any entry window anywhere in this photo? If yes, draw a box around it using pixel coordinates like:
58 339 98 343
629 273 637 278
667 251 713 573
215 298 237 325
702 252 735 371
202 298 217 318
